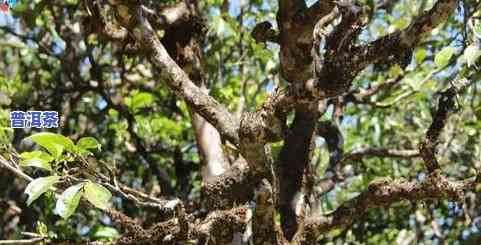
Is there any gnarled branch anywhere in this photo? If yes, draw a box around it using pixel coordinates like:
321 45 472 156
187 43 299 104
110 1 240 146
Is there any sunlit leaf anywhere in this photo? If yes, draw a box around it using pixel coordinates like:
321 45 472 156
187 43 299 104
28 133 76 158
24 176 60 206
83 181 111 210
77 137 102 150
434 47 455 69
92 227 120 239
55 183 84 219
212 15 233 37
19 151 53 171
415 48 427 64
129 92 154 112
464 44 481 67
36 221 48 236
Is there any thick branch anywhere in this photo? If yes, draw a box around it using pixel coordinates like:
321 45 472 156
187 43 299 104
190 107 229 181
284 0 459 99
142 2 191 29
201 159 257 210
252 179 285 245
112 2 240 146
160 3 230 184
352 0 458 73
277 103 320 240
303 1 336 26
194 206 248 244
278 0 306 24
239 112 273 175
301 172 478 243
276 0 320 82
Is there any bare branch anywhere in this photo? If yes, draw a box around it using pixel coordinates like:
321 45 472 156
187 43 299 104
420 79 468 172
239 112 273 175
343 148 420 162
347 75 404 101
299 78 472 242
301 171 479 243
280 0 459 100
303 1 337 26
0 155 33 182
0 238 45 244
111 2 240 146
315 121 344 195
352 0 459 73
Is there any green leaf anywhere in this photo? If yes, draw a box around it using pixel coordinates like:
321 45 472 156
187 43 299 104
19 151 54 171
83 181 111 210
464 44 481 67
24 176 60 206
92 227 120 239
434 47 455 69
55 183 84 218
77 137 101 154
130 92 154 112
415 48 427 64
28 133 76 158
36 221 48 236
212 15 233 38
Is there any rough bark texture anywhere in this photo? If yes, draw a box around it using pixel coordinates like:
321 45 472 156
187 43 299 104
113 2 240 146
159 2 230 184
277 104 319 240
419 86 459 172
4 0 480 244
93 0 476 243
201 159 257 210
301 172 474 244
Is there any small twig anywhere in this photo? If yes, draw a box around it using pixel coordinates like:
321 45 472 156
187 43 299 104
0 237 45 244
0 155 33 182
342 148 420 162
20 232 43 238
419 78 469 172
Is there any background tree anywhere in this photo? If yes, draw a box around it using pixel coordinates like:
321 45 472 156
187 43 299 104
1 0 481 244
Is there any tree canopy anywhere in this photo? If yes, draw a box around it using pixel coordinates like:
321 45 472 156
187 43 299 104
1 0 481 244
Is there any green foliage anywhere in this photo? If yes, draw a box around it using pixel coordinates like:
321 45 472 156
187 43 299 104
1 0 481 243
76 137 101 155
434 46 455 69
19 150 54 171
19 133 111 219
91 226 120 240
83 181 112 210
24 176 60 206
36 221 49 236
463 44 481 67
55 183 84 219
126 91 155 113
28 133 76 158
